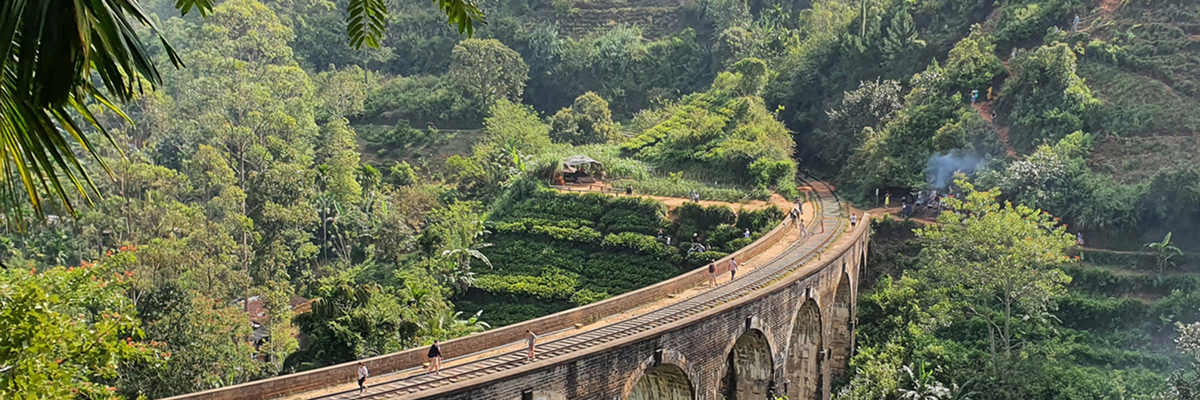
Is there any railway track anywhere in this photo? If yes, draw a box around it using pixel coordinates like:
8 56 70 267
303 183 845 400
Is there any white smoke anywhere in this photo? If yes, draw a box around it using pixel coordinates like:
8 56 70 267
925 151 981 188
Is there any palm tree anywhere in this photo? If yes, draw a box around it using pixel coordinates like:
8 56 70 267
441 240 493 294
416 309 489 341
1145 232 1183 273
3 0 480 221
435 203 493 294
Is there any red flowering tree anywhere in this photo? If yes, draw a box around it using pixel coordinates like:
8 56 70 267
0 264 149 398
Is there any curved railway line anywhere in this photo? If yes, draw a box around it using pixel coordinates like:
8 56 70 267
297 180 847 400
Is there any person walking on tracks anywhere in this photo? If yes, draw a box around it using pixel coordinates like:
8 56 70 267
357 361 369 394
427 340 443 375
729 258 739 280
526 330 538 361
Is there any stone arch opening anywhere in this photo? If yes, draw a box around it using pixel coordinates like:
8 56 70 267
786 299 822 400
719 329 774 400
628 363 694 400
511 391 566 400
830 274 854 381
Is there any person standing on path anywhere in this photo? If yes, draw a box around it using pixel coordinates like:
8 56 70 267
525 330 538 361
626 185 633 196
744 228 751 239
729 258 739 280
357 362 369 394
708 263 718 286
971 89 978 104
427 341 443 375
885 193 891 208
800 219 808 237
850 214 857 227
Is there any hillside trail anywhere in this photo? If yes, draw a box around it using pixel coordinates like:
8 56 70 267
1097 0 1120 20
857 206 938 225
284 184 832 400
974 101 1018 157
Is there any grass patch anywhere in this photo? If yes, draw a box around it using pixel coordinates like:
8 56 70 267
1089 135 1200 183
1079 62 1200 136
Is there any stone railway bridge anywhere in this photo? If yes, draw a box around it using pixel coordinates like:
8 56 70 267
167 182 871 400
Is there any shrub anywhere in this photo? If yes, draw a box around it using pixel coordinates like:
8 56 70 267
570 289 610 306
944 31 1006 94
386 161 418 186
363 75 476 126
529 225 603 244
675 202 737 231
549 92 617 145
996 2 1071 46
612 177 763 202
706 224 744 250
999 43 1101 152
686 250 730 266
723 237 753 252
736 206 784 233
601 232 680 260
362 120 425 149
474 269 579 299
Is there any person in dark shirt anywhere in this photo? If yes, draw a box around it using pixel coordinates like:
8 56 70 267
427 341 443 375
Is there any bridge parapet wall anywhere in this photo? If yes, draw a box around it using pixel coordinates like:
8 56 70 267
164 202 814 400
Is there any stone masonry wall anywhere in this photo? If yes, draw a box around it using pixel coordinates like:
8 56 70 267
417 218 870 400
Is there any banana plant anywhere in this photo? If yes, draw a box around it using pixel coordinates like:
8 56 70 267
1145 232 1183 273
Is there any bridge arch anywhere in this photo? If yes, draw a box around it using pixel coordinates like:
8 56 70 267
627 363 695 400
718 328 775 399
510 392 566 400
786 298 823 399
829 272 854 381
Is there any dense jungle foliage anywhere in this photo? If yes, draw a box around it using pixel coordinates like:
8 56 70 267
4 0 1200 397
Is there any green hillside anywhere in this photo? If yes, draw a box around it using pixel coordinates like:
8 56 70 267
6 0 1200 397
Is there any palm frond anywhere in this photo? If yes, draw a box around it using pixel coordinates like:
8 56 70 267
465 248 492 268
174 0 215 16
347 0 388 49
1 0 181 222
432 0 486 36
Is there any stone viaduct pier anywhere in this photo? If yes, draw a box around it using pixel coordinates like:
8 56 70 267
167 181 870 400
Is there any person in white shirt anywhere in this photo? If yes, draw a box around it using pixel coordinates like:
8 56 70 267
729 258 739 280
526 330 538 361
357 362 369 394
